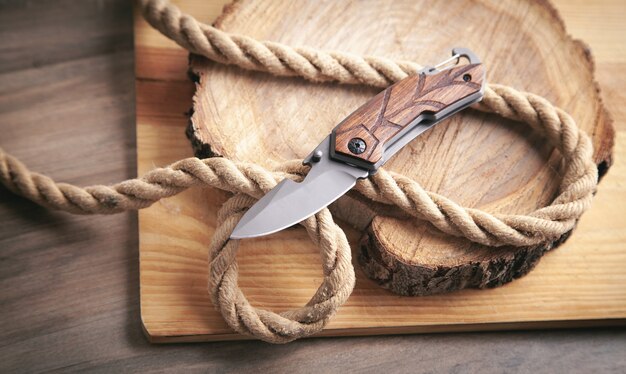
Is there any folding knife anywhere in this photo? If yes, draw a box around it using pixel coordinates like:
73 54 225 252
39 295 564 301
230 47 486 239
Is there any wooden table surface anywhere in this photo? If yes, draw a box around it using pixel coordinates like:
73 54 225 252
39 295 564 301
0 0 624 372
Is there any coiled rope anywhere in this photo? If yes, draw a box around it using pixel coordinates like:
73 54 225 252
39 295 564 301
0 0 598 343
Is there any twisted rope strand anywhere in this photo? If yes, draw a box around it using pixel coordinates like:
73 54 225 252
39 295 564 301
0 0 599 342
0 91 597 247
139 0 422 86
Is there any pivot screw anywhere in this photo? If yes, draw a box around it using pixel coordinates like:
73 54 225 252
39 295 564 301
311 150 323 162
348 138 366 154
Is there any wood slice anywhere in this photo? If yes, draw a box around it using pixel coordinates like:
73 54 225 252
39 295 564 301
188 0 614 296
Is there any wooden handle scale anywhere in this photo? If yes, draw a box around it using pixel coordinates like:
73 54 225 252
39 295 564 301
330 48 485 170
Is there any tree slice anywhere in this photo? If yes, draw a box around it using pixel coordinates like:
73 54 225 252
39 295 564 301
188 0 614 295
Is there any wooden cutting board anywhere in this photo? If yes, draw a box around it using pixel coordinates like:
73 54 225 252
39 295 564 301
135 0 626 343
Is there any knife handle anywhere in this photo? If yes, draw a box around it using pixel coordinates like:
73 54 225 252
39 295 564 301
331 63 485 167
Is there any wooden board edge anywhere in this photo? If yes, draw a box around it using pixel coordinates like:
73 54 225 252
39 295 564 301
142 318 626 344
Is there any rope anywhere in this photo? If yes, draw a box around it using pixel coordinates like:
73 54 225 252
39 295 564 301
0 0 599 343
209 195 354 343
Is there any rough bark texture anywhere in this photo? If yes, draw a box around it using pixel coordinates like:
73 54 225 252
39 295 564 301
187 0 614 296
359 222 574 296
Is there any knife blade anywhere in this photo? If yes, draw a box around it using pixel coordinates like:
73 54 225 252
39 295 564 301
230 47 486 239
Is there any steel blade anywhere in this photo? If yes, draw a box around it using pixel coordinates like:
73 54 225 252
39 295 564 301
230 136 368 239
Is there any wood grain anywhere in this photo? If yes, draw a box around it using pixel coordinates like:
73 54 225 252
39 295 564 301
188 0 615 298
134 0 626 343
1 0 626 372
332 64 485 165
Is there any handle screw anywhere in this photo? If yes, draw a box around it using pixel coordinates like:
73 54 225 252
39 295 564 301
348 138 366 154
311 150 323 162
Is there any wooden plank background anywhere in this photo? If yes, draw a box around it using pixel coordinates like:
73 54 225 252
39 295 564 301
0 0 625 371
135 0 626 342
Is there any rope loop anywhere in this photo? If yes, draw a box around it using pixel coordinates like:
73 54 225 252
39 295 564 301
208 194 355 343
